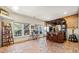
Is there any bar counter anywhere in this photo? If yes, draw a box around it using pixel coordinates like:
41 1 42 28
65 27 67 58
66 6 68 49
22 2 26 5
46 32 65 43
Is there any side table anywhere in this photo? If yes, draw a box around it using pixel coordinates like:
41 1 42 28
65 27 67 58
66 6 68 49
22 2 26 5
69 34 78 42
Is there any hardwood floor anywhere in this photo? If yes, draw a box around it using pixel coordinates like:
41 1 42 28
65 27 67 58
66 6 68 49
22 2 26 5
47 40 79 53
0 37 79 53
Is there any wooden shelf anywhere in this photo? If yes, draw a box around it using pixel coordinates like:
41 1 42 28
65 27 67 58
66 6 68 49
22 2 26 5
1 21 14 47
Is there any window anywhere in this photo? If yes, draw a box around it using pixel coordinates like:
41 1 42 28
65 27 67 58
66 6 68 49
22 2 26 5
31 25 35 35
24 23 30 35
31 25 39 35
13 23 22 36
37 25 42 34
12 22 44 37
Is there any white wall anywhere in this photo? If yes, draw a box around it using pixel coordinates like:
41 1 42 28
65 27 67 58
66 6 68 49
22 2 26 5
10 13 44 25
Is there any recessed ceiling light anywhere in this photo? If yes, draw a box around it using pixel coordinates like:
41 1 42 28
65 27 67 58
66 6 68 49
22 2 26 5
64 12 67 14
11 6 19 11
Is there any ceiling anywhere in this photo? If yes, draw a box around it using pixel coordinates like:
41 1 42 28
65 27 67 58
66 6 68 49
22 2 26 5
7 6 78 21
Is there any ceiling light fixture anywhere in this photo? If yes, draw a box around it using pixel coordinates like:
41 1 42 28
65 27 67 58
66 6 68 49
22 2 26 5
11 6 19 11
64 12 67 14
